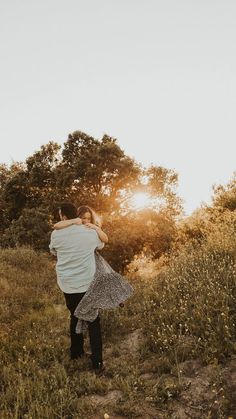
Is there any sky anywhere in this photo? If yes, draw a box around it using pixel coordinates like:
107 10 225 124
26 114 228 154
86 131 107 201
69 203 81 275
0 0 235 215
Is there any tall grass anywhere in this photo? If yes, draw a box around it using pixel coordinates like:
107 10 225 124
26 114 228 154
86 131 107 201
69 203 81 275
141 211 236 363
1 211 236 417
0 247 138 418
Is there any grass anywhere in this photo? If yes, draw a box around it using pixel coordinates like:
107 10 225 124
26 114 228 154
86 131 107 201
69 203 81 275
1 210 236 418
140 216 236 364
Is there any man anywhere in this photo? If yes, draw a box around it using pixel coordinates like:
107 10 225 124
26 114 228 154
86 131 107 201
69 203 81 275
49 202 104 373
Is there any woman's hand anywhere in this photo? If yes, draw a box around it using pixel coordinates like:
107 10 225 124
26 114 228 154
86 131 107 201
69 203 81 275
85 223 98 230
73 217 82 225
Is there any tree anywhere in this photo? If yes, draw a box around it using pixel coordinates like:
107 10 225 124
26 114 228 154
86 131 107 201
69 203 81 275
57 131 141 212
212 173 236 211
102 210 177 272
3 171 30 220
26 141 61 188
25 142 62 209
145 165 183 217
1 208 52 251
0 131 183 271
0 162 26 227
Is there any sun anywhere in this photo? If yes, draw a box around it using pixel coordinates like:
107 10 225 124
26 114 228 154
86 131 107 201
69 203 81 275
130 192 151 210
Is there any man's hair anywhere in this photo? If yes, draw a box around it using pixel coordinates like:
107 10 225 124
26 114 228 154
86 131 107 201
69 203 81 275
59 203 77 219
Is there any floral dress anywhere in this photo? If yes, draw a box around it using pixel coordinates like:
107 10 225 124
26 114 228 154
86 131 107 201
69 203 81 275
74 252 134 333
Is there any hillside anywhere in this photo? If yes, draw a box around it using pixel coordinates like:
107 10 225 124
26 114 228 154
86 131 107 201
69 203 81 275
0 243 236 418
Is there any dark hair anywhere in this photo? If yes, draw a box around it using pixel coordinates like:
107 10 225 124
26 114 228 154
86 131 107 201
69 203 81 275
60 203 78 219
77 205 101 226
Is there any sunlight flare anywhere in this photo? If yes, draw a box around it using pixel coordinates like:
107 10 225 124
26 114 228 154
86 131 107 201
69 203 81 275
130 192 151 210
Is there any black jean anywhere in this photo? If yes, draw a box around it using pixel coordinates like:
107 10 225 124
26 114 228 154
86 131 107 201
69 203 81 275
63 292 103 367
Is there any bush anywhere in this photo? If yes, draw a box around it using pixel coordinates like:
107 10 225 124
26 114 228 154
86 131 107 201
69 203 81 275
142 212 236 362
102 211 177 273
0 208 52 251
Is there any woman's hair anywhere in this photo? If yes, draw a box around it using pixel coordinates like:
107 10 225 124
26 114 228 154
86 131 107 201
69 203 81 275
77 205 101 226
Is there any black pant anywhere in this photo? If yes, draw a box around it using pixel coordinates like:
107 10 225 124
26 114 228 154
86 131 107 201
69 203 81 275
64 292 102 367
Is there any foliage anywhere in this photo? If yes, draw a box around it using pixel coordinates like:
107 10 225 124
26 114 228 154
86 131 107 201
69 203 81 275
2 135 236 417
141 210 236 362
0 208 52 250
102 210 177 273
212 172 236 211
58 131 142 212
1 211 236 417
0 133 142 221
145 165 183 216
0 131 182 265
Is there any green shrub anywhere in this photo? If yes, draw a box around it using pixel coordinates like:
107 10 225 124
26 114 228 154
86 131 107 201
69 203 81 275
142 215 236 362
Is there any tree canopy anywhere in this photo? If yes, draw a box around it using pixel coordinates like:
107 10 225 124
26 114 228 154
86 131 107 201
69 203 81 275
0 131 183 269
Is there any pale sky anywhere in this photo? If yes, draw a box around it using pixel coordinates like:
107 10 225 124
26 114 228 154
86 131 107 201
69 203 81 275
0 0 235 215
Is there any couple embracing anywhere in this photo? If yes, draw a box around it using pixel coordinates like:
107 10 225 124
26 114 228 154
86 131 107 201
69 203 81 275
49 203 133 375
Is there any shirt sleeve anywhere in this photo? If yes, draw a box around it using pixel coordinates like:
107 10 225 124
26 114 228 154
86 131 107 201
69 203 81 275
95 232 105 250
49 231 57 256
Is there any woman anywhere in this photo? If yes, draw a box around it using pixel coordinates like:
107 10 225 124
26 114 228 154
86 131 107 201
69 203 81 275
54 205 133 333
54 205 108 243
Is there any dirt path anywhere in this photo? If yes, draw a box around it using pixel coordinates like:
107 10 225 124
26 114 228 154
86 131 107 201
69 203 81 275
79 330 236 418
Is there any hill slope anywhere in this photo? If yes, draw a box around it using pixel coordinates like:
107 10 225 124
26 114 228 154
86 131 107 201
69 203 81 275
0 246 236 418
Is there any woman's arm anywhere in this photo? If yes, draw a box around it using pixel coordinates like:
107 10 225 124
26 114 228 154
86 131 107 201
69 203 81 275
53 218 82 230
85 223 108 243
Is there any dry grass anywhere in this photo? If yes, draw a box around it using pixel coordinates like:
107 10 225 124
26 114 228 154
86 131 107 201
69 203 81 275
1 211 236 419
